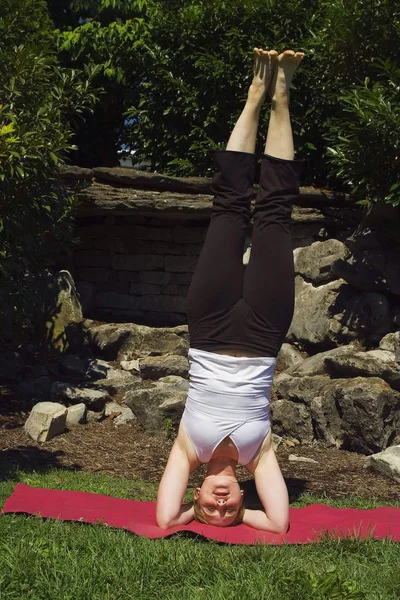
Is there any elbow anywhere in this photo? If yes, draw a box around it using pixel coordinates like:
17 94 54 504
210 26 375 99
273 519 289 535
156 511 174 530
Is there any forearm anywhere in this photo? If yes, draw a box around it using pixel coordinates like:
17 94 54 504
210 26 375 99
157 502 194 529
242 508 289 534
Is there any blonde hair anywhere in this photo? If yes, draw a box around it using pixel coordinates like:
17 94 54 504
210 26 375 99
193 497 245 526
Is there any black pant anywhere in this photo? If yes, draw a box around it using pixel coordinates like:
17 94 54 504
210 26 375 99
186 150 302 357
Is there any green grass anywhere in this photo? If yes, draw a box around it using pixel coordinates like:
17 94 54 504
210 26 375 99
1 469 399 600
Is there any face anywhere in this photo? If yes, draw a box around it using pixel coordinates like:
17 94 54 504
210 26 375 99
194 476 244 527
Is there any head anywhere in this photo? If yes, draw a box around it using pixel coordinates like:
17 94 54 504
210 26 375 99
193 476 245 527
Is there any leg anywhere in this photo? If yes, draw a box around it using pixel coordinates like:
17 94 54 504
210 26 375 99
243 51 304 356
186 50 277 335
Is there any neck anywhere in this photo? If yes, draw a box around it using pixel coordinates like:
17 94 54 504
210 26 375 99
205 458 238 479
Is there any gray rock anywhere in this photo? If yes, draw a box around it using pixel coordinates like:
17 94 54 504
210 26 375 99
272 373 400 453
288 455 319 464
317 377 400 454
86 321 189 361
365 446 400 483
294 239 348 284
379 333 397 353
88 372 142 396
18 376 52 400
287 345 356 377
51 382 108 410
66 403 87 426
124 387 187 436
120 359 140 372
157 375 190 391
326 349 400 391
274 375 331 406
85 358 113 380
43 270 83 353
334 248 400 295
0 351 24 379
59 355 87 378
287 276 392 348
25 402 67 442
276 343 305 372
104 401 136 426
139 355 189 380
86 408 105 423
270 400 314 443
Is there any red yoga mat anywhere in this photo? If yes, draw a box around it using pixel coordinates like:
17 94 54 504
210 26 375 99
2 484 400 545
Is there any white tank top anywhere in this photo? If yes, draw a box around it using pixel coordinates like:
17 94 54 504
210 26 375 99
182 348 276 465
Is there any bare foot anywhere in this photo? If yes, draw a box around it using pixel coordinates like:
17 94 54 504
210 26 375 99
248 48 278 105
270 50 304 104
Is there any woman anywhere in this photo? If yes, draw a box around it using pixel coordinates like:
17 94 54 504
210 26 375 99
156 48 304 532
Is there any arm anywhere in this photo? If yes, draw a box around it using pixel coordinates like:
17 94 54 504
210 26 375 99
156 431 195 529
243 446 289 533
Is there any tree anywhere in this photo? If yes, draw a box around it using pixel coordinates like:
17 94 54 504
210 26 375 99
52 0 151 166
0 1 98 342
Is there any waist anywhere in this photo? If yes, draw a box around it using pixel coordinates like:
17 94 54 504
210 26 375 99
188 347 276 396
186 387 270 421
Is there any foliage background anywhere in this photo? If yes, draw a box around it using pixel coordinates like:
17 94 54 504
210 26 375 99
0 0 399 342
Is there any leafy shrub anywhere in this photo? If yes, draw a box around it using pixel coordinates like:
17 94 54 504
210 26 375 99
0 17 98 342
327 60 400 207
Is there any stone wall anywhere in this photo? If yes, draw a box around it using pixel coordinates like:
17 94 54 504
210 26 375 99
64 165 358 326
74 215 206 324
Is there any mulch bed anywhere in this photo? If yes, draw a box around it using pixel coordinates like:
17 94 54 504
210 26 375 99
0 385 398 502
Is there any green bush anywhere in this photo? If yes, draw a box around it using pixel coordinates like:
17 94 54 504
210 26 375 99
327 60 400 207
0 3 98 342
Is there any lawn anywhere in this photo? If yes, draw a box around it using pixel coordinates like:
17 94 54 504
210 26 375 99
1 468 399 600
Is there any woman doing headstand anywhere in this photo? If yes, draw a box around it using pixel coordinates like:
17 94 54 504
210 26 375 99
157 48 304 532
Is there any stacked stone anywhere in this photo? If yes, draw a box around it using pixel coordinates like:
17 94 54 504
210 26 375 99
74 216 207 324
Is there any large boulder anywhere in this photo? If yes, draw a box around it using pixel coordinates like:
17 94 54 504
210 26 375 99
51 382 108 411
125 384 187 436
312 377 400 454
87 372 143 396
270 400 313 443
104 401 136 426
86 321 189 361
365 446 400 483
276 343 304 372
333 248 400 295
287 345 356 377
272 373 400 453
66 403 87 426
25 402 67 442
287 276 392 349
294 239 348 284
43 271 83 353
139 355 189 380
274 374 331 406
325 349 400 391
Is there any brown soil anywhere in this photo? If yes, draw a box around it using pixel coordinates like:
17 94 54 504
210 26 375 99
0 385 398 502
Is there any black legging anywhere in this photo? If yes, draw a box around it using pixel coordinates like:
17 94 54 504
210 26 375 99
186 150 302 357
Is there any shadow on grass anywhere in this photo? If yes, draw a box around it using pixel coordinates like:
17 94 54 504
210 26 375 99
0 446 81 483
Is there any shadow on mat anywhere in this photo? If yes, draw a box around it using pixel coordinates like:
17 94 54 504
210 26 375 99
241 477 307 506
0 446 81 482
